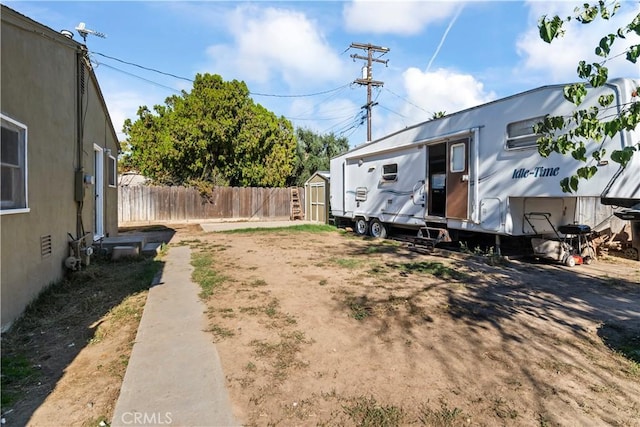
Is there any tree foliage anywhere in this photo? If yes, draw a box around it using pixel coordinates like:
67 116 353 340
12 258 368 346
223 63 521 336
288 128 350 187
536 1 640 192
122 73 296 188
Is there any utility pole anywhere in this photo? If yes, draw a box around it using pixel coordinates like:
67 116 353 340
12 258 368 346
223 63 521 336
350 42 389 142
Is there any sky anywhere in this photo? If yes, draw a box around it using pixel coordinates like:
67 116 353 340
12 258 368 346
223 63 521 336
4 1 640 148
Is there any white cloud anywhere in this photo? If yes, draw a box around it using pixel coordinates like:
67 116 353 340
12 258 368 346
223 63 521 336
516 2 640 83
343 0 461 35
368 68 496 140
204 5 344 88
401 67 496 121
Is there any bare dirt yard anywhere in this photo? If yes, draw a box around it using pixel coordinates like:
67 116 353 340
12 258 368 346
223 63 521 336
2 223 639 427
184 225 640 427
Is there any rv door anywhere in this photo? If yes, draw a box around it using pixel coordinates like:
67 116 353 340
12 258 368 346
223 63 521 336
446 138 469 219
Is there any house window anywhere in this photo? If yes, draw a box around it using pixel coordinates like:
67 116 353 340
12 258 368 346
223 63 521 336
450 143 465 173
108 154 117 187
382 163 398 181
1 114 28 213
506 117 544 149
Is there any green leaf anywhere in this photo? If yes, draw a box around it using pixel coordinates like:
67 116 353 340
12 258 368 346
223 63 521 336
611 146 637 167
571 145 587 161
603 119 621 138
570 175 580 192
576 165 598 180
627 11 640 36
576 61 592 79
599 1 619 20
626 44 640 63
592 148 606 161
595 34 616 57
576 3 599 23
588 64 609 87
598 94 615 107
539 15 565 43
564 83 587 105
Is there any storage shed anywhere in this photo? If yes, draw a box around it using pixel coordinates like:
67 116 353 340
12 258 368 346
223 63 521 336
304 171 330 223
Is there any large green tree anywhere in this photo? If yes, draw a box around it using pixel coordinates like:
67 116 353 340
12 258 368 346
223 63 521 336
122 73 296 188
288 128 349 186
536 2 639 192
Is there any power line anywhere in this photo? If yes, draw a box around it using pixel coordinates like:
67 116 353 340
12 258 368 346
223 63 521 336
251 84 351 98
91 50 352 99
383 87 433 115
91 51 193 82
94 61 183 93
88 49 424 141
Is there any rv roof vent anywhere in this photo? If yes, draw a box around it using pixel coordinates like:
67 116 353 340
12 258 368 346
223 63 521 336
60 29 74 39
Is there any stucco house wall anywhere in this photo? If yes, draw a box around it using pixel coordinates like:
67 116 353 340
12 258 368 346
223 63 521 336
1 6 119 330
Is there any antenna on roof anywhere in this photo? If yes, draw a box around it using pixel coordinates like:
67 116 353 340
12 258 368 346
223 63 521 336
75 22 106 43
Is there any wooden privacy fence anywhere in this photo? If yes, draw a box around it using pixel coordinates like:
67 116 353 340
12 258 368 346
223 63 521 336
118 186 304 223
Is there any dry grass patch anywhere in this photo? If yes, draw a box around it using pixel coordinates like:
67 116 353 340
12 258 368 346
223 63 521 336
191 227 640 426
1 254 162 426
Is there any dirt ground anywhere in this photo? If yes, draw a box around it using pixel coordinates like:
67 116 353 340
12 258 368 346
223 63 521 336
185 226 640 426
4 223 639 427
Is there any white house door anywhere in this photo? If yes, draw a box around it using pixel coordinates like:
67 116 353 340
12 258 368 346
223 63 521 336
94 145 104 240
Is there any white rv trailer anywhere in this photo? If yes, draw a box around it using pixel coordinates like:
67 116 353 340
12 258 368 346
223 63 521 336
329 78 639 248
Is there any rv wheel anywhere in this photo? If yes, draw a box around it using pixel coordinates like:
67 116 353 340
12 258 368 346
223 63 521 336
355 218 368 235
369 219 387 239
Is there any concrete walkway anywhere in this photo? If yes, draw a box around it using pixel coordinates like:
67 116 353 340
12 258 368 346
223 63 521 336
111 245 239 427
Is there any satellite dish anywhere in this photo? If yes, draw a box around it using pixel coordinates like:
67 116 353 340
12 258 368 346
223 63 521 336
75 22 106 43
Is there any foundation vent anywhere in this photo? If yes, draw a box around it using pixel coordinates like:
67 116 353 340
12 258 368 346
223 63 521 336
41 235 52 258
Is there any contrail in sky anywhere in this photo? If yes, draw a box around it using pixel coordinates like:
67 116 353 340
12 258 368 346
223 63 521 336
426 5 464 73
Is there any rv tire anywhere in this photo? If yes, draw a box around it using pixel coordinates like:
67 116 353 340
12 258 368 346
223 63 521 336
355 218 368 235
369 219 387 239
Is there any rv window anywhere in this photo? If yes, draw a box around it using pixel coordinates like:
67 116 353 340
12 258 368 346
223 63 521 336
382 163 398 181
355 187 368 201
450 143 465 173
506 117 544 149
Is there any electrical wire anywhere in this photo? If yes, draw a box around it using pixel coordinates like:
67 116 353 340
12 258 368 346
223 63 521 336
251 84 351 98
91 50 353 99
88 50 432 141
92 51 193 82
93 61 184 93
383 87 433 116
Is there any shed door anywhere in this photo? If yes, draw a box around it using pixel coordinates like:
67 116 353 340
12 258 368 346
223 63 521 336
446 138 469 219
309 182 325 222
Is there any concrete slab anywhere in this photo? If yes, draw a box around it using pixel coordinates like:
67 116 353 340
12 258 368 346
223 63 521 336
101 236 146 253
142 242 163 256
111 245 239 427
112 246 139 260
